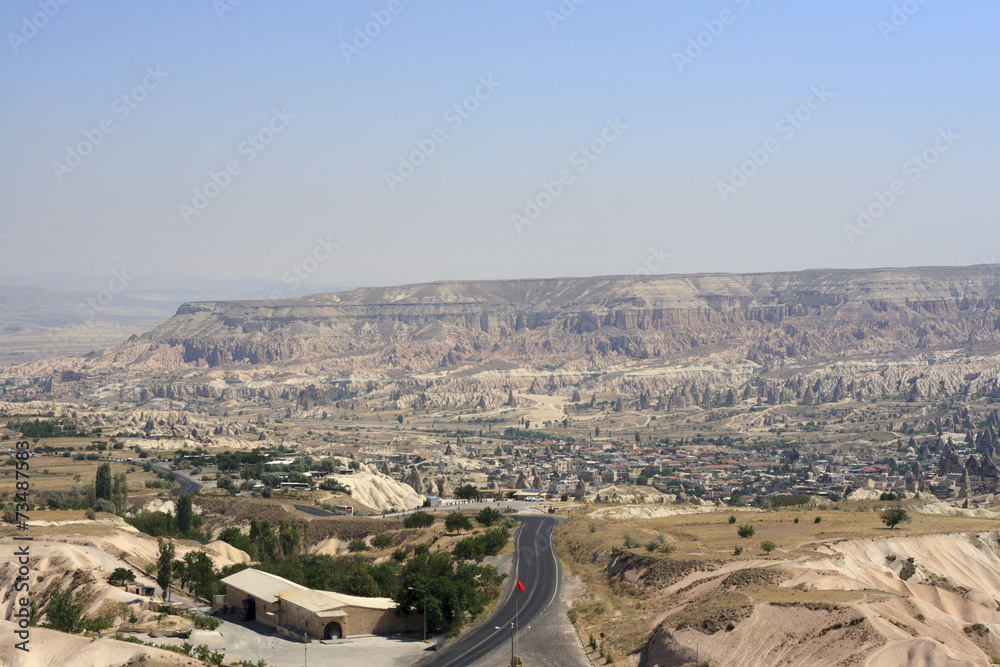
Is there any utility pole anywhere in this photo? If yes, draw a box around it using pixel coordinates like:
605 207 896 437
496 621 517 667
509 621 516 666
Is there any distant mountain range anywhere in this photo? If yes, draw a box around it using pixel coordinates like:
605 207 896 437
0 274 351 364
5 265 1000 410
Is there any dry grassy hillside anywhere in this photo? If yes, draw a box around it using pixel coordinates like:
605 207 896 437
556 502 1000 666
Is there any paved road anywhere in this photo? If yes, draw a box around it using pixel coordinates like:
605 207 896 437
294 503 335 517
153 466 204 495
419 514 562 667
383 500 540 518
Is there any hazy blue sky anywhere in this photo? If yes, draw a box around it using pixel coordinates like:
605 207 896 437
1 0 997 290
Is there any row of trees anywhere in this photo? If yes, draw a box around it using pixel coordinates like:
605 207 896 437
38 462 129 514
216 518 310 563
402 507 509 531
127 494 206 541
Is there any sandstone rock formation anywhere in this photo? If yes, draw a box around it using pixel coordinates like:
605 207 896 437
7 266 1000 410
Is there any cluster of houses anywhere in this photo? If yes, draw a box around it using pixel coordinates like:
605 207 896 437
368 426 1000 507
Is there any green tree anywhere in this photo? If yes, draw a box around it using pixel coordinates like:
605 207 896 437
760 540 776 554
183 551 217 602
217 527 258 560
403 511 436 529
454 484 480 500
345 555 381 597
737 524 755 538
394 550 504 631
156 538 176 602
481 528 509 556
176 494 193 534
445 512 472 534
475 507 503 527
250 519 280 563
452 536 487 562
95 463 112 501
83 612 114 637
278 520 300 558
108 567 136 587
216 475 235 492
175 558 190 591
880 506 911 530
112 473 128 514
43 583 85 633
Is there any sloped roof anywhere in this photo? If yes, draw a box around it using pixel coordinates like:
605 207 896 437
220 568 307 604
222 568 396 611
280 588 395 612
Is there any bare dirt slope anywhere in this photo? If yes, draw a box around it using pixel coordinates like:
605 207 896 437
0 620 203 667
559 507 1000 666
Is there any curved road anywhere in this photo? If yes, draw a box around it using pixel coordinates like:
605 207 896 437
152 465 203 495
294 503 335 517
421 514 562 667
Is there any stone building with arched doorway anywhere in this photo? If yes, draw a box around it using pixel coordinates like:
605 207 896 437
217 568 422 639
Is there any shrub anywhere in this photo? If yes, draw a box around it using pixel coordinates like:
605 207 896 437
965 623 988 637
645 541 659 552
728 514 737 524
658 543 675 555
372 533 393 549
319 478 351 495
391 548 408 562
347 539 368 552
216 475 235 492
814 516 822 523
567 609 578 625
588 521 597 533
760 540 776 554
403 511 435 529
793 517 799 524
737 524 755 538
623 533 640 549
92 499 117 514
184 613 223 630
85 509 96 520
733 545 743 556
194 644 225 665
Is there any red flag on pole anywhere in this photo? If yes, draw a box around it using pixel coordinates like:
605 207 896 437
516 578 525 593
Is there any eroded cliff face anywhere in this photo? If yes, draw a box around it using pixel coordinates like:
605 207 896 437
5 265 1000 405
